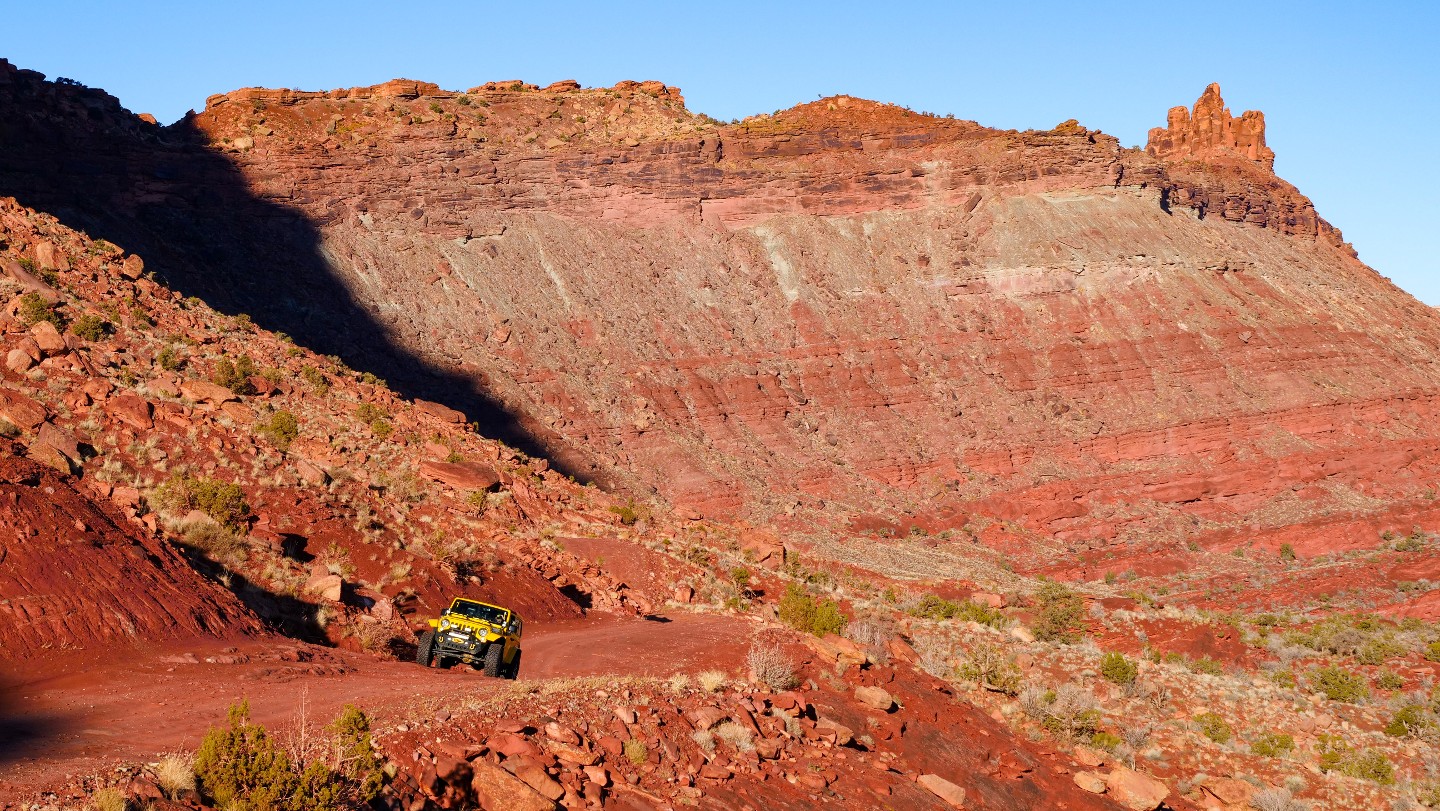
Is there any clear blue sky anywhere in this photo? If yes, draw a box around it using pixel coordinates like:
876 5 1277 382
5 1 1437 303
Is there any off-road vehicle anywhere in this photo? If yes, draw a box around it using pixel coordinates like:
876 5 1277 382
416 597 523 678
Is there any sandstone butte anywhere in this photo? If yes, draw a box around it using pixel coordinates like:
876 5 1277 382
6 58 1440 583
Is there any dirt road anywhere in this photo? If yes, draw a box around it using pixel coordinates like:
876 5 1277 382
0 612 748 800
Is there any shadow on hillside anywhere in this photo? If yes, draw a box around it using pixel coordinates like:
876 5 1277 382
0 68 576 477
0 673 66 767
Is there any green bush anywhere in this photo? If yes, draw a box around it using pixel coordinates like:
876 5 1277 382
1317 734 1394 784
301 366 329 395
157 344 185 371
69 314 109 341
1188 657 1224 676
1193 712 1232 744
1099 652 1138 686
157 475 252 531
1425 641 1440 663
18 292 62 328
1356 636 1405 665
1279 543 1296 561
194 701 298 810
1383 704 1434 738
608 502 640 525
907 594 1004 627
256 410 299 451
1032 583 1085 643
1375 670 1405 691
1250 732 1294 757
1089 731 1122 751
778 582 847 637
213 355 258 394
194 701 382 811
1309 666 1369 703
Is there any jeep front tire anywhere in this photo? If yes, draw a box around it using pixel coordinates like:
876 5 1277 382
416 630 436 667
483 644 503 678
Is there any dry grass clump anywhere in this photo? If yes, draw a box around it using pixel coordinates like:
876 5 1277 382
696 670 728 693
1250 787 1308 811
691 728 716 755
157 752 197 798
666 672 691 693
89 788 125 811
714 721 754 751
747 642 798 690
845 614 897 663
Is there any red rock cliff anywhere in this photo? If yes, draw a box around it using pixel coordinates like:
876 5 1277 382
2 65 1437 567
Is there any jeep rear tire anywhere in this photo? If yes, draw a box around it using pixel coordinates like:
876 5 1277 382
483 644 504 678
416 630 436 668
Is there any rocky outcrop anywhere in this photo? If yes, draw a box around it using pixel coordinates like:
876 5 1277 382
1146 82 1275 169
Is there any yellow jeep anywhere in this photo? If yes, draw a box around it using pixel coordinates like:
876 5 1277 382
416 597 523 678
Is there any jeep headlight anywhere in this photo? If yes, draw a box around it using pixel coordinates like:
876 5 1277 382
440 619 452 631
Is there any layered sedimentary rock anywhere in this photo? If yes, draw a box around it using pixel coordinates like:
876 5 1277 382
4 62 1439 556
0 447 263 658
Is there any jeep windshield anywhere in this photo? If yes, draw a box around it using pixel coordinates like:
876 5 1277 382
449 601 507 626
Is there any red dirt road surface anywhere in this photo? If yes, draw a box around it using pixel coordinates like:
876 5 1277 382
0 613 745 801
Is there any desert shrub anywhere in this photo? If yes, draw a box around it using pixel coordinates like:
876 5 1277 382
957 641 1022 695
1279 543 1296 561
0 419 20 439
1032 684 1100 741
70 314 109 341
212 355 257 394
1356 636 1405 665
194 701 381 811
1316 734 1394 784
778 582 847 637
691 728 715 754
907 594 1004 627
1426 641 1440 663
747 642 797 690
1375 670 1405 691
1186 656 1224 676
18 292 62 327
1271 669 1297 689
194 701 299 810
1193 712 1232 744
1090 731 1122 751
845 615 897 663
608 502 641 525
1250 787 1306 811
1250 731 1295 757
1032 582 1085 643
90 787 126 811
157 344 185 371
300 366 329 395
1309 666 1369 703
157 754 197 798
326 704 384 803
714 721 754 752
696 670 727 692
156 474 252 531
1383 703 1435 738
623 739 647 765
1099 652 1138 685
353 403 386 423
178 518 247 563
256 410 299 451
